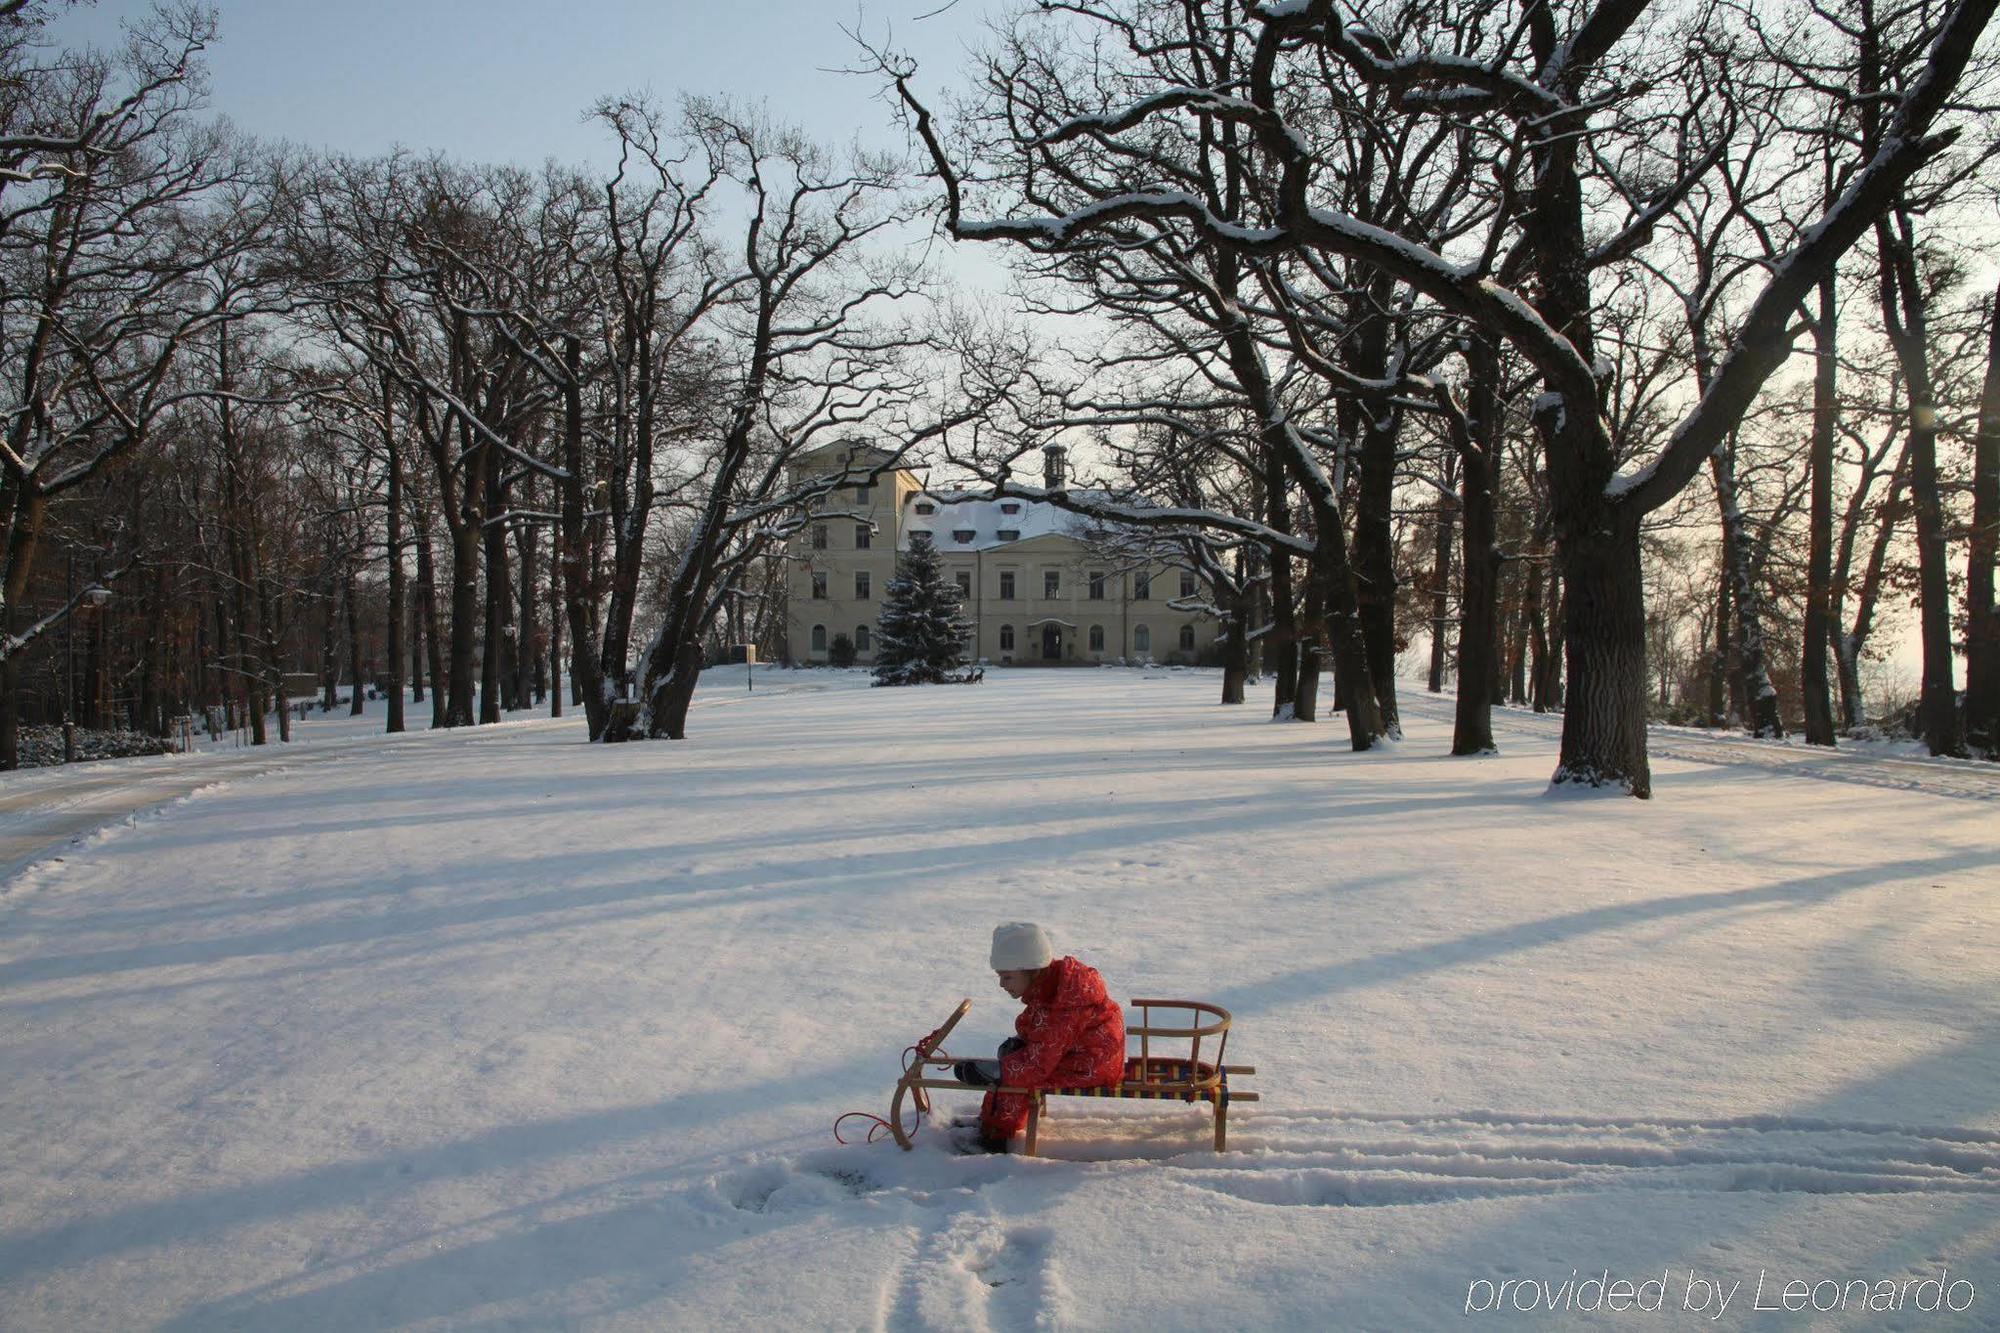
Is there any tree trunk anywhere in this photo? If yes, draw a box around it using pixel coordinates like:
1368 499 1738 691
1802 274 1838 746
259 575 291 744
416 517 446 728
1294 637 1321 723
345 559 365 716
1265 452 1298 718
1348 278 1402 739
1220 599 1247 704
1426 451 1457 695
445 518 479 728
319 570 339 712
1710 439 1783 737
1837 453 1908 730
1507 562 1531 705
1965 283 2000 756
1708 571 1731 726
547 521 564 719
1452 343 1502 754
481 463 514 723
1553 509 1652 796
514 501 538 710
1455 470 1500 753
1532 564 1563 712
558 336 607 736
383 378 407 735
1878 216 1964 756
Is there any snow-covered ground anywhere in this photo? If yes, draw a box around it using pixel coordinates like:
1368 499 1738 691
2 669 1997 1330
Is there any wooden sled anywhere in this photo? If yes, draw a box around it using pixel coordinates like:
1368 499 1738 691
888 997 1258 1155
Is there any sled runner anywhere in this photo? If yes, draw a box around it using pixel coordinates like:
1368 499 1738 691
886 997 1258 1154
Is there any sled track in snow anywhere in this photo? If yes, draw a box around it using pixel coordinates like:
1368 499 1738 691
746 1108 2000 1222
1163 1108 2000 1207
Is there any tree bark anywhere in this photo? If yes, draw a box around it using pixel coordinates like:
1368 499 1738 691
1877 215 1964 756
1531 563 1563 712
1710 438 1783 737
1450 337 1501 754
383 374 406 734
1553 507 1652 796
344 557 365 716
1837 451 1908 729
1266 456 1298 718
1965 283 2000 756
1802 274 1838 745
1220 596 1247 704
1348 276 1402 738
1426 451 1457 695
558 336 608 737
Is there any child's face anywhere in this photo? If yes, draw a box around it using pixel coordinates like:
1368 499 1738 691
996 968 1038 999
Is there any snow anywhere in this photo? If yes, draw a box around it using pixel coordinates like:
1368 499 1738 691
902 491 1084 551
3 671 1998 1329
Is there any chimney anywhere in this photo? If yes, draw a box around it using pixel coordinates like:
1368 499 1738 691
1042 443 1068 492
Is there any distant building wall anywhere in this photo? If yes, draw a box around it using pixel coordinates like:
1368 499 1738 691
784 444 1219 667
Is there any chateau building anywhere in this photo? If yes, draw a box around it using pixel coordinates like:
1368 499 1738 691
785 442 1220 667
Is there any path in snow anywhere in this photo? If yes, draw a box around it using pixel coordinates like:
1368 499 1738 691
1398 689 2000 802
0 668 847 882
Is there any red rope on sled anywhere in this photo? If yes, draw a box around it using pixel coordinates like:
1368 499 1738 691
832 1022 955 1145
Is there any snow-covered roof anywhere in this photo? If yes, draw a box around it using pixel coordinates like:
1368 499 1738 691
899 493 1091 552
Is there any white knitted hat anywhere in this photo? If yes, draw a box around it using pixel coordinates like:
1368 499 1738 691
990 921 1054 971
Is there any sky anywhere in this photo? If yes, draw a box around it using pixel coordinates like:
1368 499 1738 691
44 1 1007 172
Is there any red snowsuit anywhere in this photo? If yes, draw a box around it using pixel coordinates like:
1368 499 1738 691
980 955 1127 1140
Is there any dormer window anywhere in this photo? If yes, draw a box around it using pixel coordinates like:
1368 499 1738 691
996 529 1020 542
915 501 936 515
1000 502 1021 514
953 529 975 543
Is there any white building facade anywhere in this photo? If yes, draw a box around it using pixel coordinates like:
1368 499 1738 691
785 443 1221 668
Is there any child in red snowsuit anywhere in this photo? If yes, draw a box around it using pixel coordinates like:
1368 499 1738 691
954 922 1126 1152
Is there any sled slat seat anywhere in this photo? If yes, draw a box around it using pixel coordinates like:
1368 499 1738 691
1024 999 1257 1154
888 997 1258 1155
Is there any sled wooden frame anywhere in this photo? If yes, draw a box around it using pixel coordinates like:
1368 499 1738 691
888 997 1258 1155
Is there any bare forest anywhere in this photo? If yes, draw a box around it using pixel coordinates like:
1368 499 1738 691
5 0 1999 796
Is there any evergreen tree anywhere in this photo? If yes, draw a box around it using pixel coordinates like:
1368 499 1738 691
872 533 977 685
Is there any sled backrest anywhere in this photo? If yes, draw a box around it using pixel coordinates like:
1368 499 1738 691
1127 998 1231 1074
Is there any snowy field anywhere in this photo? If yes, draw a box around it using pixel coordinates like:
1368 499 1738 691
2 668 1998 1330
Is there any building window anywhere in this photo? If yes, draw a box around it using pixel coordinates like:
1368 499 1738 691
811 572 828 600
1044 569 1060 598
1000 624 1015 651
811 624 827 652
1180 624 1196 651
812 525 827 550
854 483 872 503
1089 624 1104 652
855 524 871 549
1000 501 1021 514
915 501 935 515
855 625 870 652
1088 571 1105 600
954 529 975 544
955 570 971 596
996 528 1020 542
1180 571 1197 598
1134 624 1151 654
855 571 871 600
999 571 1016 600
1135 574 1151 600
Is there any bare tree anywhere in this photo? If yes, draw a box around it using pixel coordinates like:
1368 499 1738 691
886 0 1997 793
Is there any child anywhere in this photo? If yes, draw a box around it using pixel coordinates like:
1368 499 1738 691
953 922 1126 1153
